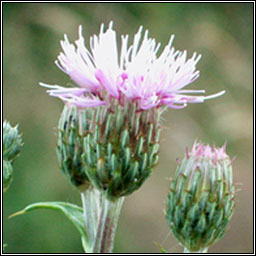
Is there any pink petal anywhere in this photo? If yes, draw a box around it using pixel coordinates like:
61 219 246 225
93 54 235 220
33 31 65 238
59 95 106 108
95 69 119 98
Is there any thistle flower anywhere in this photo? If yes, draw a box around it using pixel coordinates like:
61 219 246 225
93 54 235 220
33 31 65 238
3 121 23 193
40 22 225 199
166 141 235 253
40 21 224 110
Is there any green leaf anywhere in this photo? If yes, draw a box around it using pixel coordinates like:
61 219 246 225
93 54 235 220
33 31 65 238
9 202 90 252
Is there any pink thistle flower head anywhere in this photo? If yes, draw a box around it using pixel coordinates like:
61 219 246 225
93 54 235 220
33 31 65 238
40 22 226 199
181 141 233 192
40 21 225 110
189 140 230 166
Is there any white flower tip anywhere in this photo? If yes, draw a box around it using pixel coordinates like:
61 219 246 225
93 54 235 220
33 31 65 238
109 20 114 29
138 25 143 34
100 23 104 34
196 54 202 63
78 25 83 37
155 42 161 53
215 90 226 97
39 82 49 88
205 90 226 100
169 35 175 46
39 83 62 91
219 90 226 98
64 34 69 42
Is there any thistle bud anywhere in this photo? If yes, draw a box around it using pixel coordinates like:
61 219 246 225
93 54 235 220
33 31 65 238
3 121 22 162
58 102 160 199
166 141 235 252
3 120 23 193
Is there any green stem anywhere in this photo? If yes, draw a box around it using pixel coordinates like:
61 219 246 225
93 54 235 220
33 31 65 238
93 196 124 253
81 188 101 252
184 247 208 253
81 189 124 253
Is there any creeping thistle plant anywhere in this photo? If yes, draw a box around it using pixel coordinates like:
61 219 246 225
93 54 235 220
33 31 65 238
10 22 227 253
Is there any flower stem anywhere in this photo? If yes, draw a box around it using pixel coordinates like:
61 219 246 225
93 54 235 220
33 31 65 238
81 188 101 252
93 196 124 253
184 247 208 253
81 189 124 253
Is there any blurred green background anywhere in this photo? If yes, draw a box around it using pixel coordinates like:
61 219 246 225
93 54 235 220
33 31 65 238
3 3 253 253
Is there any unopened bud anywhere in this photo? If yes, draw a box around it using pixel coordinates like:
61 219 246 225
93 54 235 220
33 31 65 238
3 120 23 193
3 121 22 162
166 141 235 252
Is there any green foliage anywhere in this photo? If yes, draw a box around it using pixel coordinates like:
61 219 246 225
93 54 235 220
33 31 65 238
9 202 90 252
